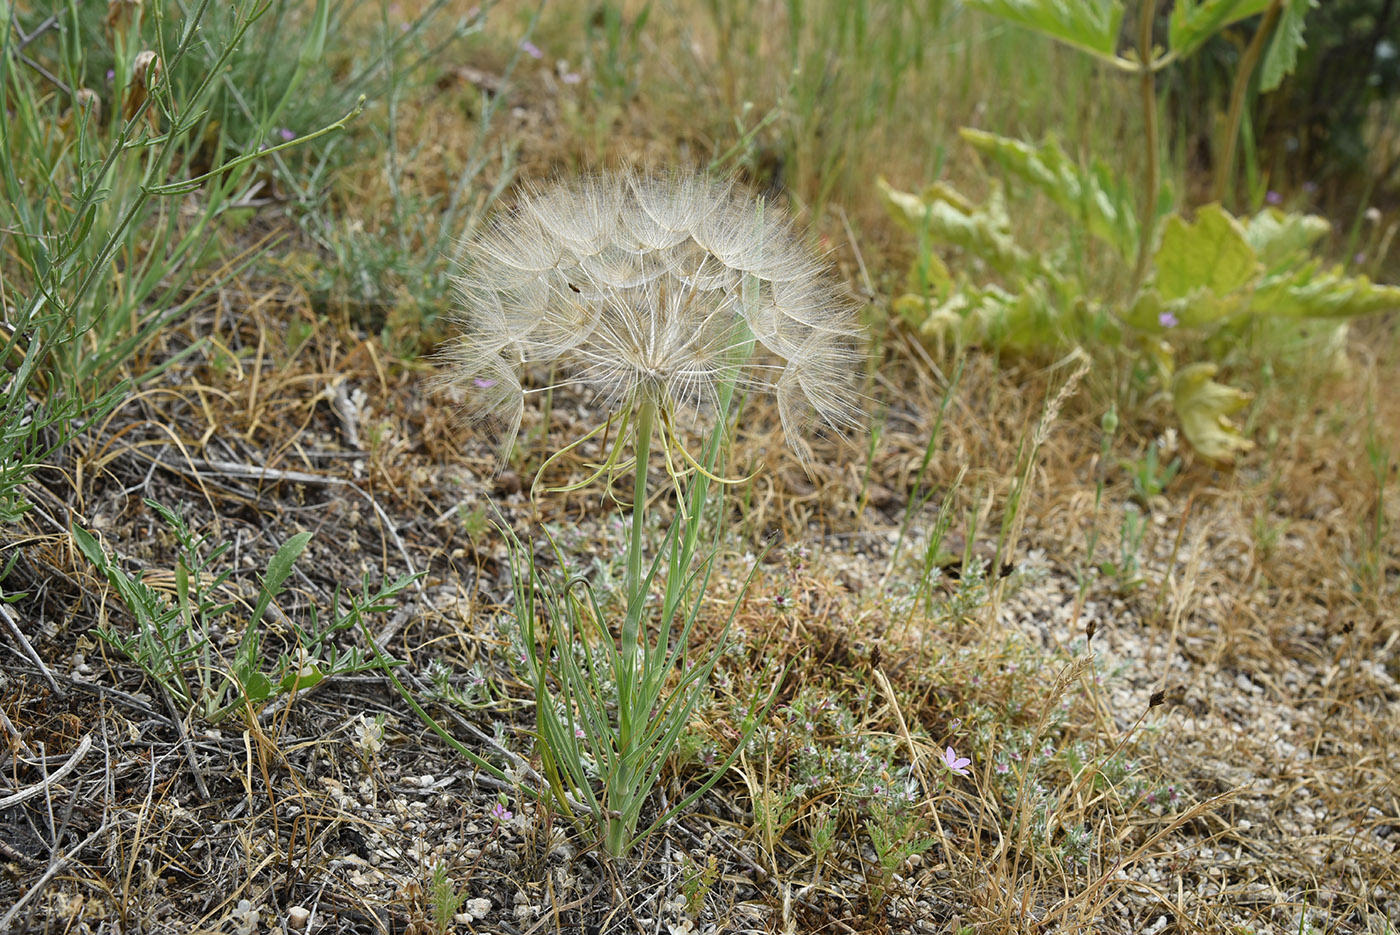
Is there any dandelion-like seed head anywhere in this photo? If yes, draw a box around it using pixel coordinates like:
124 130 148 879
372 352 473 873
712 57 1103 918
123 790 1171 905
445 170 865 466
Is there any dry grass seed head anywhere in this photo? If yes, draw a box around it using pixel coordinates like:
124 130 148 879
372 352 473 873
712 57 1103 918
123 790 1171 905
446 170 866 466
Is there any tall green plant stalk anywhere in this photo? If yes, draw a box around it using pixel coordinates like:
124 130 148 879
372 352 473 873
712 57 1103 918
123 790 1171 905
1213 0 1285 204
1132 0 1160 291
625 399 657 632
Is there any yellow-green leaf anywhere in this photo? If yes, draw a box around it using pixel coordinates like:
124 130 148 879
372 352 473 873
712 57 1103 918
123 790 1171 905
877 176 1033 277
960 128 1138 258
1243 208 1330 269
1126 284 1246 332
1254 264 1400 319
906 246 954 300
1153 205 1258 302
964 0 1125 58
1172 362 1254 462
1260 0 1315 92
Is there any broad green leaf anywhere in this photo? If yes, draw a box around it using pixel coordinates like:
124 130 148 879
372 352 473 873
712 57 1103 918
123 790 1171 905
1254 263 1400 319
71 525 110 573
240 671 275 707
964 0 1125 58
1168 0 1271 61
1243 208 1330 269
960 129 1139 258
1260 0 1314 92
248 530 313 632
877 176 1033 277
1172 362 1254 462
1125 286 1243 331
280 664 325 694
907 244 954 300
1153 205 1258 302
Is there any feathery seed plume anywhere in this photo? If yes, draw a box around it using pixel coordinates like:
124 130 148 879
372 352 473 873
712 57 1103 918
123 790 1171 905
446 170 865 465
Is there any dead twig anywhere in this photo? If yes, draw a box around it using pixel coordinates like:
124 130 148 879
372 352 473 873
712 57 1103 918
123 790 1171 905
0 601 61 694
0 732 93 810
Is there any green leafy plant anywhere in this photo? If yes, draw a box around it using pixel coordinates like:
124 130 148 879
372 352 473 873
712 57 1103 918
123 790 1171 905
1100 503 1148 594
1 0 358 402
428 861 467 935
864 800 936 908
1121 437 1181 504
880 0 1400 462
584 1 652 102
0 1 362 533
679 852 720 918
74 500 414 723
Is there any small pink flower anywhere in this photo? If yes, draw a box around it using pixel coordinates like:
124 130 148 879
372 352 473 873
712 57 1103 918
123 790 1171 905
490 801 512 822
1158 311 1178 329
940 747 971 777
473 377 497 389
1266 190 1283 206
278 127 296 141
520 39 543 59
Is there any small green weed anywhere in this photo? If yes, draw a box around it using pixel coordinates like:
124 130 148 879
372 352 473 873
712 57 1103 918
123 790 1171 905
1121 438 1182 505
428 860 467 935
864 800 936 907
75 500 416 724
679 852 719 918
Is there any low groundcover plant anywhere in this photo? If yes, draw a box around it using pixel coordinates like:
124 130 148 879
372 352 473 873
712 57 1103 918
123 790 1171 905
445 169 865 856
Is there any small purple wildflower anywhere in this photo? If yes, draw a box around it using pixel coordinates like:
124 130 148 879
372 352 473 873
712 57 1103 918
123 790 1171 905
106 69 115 82
473 377 497 389
490 801 512 822
520 39 543 59
995 761 1010 774
1266 190 1283 206
278 127 296 142
940 747 971 777
1158 311 1179 329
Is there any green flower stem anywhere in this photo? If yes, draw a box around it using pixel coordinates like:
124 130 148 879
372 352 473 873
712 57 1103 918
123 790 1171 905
610 397 656 855
622 399 656 655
